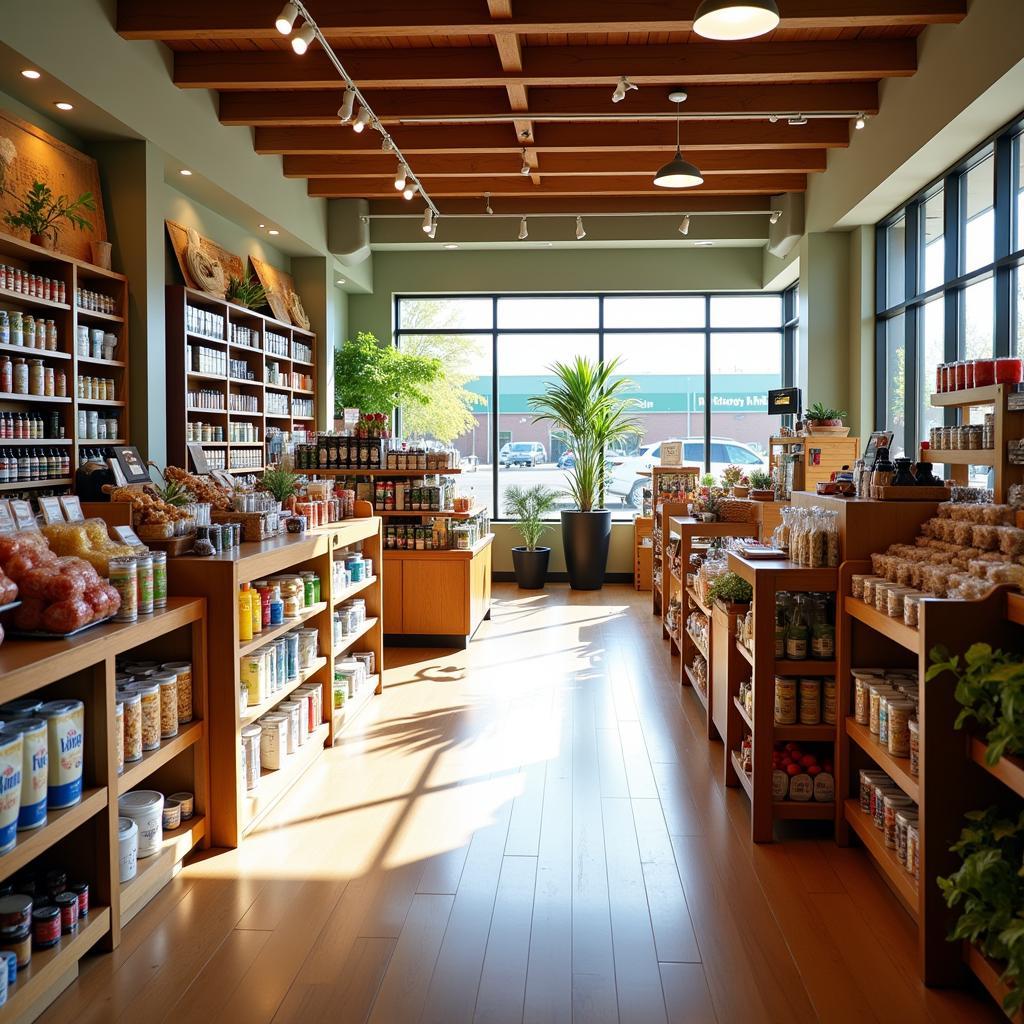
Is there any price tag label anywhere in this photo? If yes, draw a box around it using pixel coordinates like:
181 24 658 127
10 500 37 530
187 443 211 475
114 524 143 547
37 496 65 525
60 495 86 522
0 501 15 535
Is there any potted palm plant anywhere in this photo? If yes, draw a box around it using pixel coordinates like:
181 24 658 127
528 356 639 590
504 484 560 589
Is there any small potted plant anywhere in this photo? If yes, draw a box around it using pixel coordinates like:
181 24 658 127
805 402 850 437
258 466 298 512
693 492 721 523
721 464 750 497
707 571 753 610
504 484 560 589
748 469 775 501
226 273 267 310
3 180 95 249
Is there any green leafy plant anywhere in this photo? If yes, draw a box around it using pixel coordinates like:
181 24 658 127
226 273 267 310
504 484 560 551
748 469 774 491
805 401 847 423
528 356 640 513
700 472 716 488
154 478 192 508
938 806 1024 1016
708 571 753 605
720 465 744 488
692 492 722 520
259 466 299 503
928 644 1024 764
3 180 94 247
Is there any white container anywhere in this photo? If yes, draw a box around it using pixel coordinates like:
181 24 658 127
260 715 288 770
119 790 164 858
37 699 84 808
13 718 47 831
241 724 262 790
0 730 23 854
240 653 266 706
169 791 194 819
118 816 139 881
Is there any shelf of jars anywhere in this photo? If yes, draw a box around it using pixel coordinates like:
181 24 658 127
0 230 130 487
648 468 700 628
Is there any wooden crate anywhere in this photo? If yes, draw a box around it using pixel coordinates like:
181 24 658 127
634 516 653 591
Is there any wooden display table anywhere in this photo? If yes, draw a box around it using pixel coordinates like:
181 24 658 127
770 435 860 493
0 598 208 1021
168 518 383 847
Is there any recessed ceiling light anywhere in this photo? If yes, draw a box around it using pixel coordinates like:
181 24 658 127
694 240 714 247
179 168 193 176
268 229 280 236
54 102 73 111
336 278 346 285
20 69 41 80
443 243 459 250
258 223 265 229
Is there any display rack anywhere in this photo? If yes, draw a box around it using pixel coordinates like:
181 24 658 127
768 435 860 493
165 284 317 475
922 384 1024 502
167 518 382 847
726 552 838 842
312 465 493 646
649 467 700 629
0 229 130 490
633 515 652 592
0 598 208 1021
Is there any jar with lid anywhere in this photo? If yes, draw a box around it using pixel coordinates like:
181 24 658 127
0 312 7 345
870 447 895 493
23 315 35 349
12 359 28 395
46 320 57 351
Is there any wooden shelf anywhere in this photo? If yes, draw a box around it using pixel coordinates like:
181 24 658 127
238 601 328 657
78 355 126 368
186 406 226 415
0 437 71 445
773 660 837 676
731 750 753 801
964 943 1021 1022
920 449 995 466
773 723 836 742
0 343 71 360
375 506 482 520
314 466 462 476
686 586 711 618
684 664 709 712
930 385 1003 407
733 696 753 731
685 628 708 661
332 575 377 608
76 306 123 323
383 534 493 561
1007 592 1024 626
332 677 377 740
334 616 379 655
773 801 835 820
844 596 920 652
847 717 920 802
187 331 228 346
969 737 1024 799
0 787 107 883
844 798 919 917
120 815 206 927
240 656 328 727
0 392 71 404
118 719 205 795
736 640 754 668
0 478 73 492
0 286 70 311
76 398 126 407
186 370 227 384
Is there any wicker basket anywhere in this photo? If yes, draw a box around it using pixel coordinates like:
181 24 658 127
717 498 759 523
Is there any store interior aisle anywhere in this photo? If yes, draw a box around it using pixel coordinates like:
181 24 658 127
39 584 998 1024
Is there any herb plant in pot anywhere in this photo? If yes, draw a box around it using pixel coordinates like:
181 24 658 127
804 402 850 437
504 484 560 589
748 469 775 501
3 181 95 250
707 571 753 610
528 356 639 590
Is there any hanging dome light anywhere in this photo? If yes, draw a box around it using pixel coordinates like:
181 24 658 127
653 91 703 189
693 0 780 41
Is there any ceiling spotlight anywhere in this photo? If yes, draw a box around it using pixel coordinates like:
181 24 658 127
518 217 528 241
338 88 356 124
427 220 438 240
179 169 193 176
444 243 459 250
403 182 419 200
275 1 299 34
679 215 691 236
258 223 266 228
769 210 782 225
654 91 703 189
291 23 316 54
268 229 280 235
54 102 73 111
336 279 346 285
20 69 41 80
693 0 780 41
768 114 779 124
422 208 434 234
352 107 372 133
788 114 808 126
576 216 586 240
520 149 531 176
855 114 866 130
484 192 493 216
612 76 638 103
381 136 394 153
394 163 408 191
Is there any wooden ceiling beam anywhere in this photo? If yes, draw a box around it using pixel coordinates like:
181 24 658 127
219 83 880 127
283 149 828 178
118 0 966 40
174 40 917 90
367 195 773 216
307 174 807 197
255 120 850 155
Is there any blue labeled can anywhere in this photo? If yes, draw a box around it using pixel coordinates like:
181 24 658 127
12 719 47 831
37 700 84 809
285 631 300 683
0 730 23 854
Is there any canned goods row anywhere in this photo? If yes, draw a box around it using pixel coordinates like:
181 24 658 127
851 669 919 770
109 550 167 622
773 676 837 726
241 684 324 790
333 599 367 643
239 626 318 707
333 551 372 593
928 422 992 451
186 305 225 340
333 653 375 710
118 788 194 885
115 661 193 768
76 288 117 315
858 769 919 879
0 265 65 303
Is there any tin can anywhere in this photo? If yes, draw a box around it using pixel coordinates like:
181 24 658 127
55 893 78 935
241 725 262 790
773 677 796 725
13 718 47 831
135 552 154 615
32 906 60 949
151 551 167 609
110 557 138 622
260 715 288 770
798 679 820 725
822 678 837 725
37 700 84 809
68 881 89 919
129 682 161 752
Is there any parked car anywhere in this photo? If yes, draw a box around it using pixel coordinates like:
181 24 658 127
504 441 547 467
607 437 769 509
498 442 512 466
557 449 576 469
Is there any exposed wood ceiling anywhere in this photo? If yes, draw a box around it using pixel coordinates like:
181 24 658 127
117 0 966 215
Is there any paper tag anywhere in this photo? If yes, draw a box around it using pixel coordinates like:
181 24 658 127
114 524 143 547
187 443 211 475
60 495 85 522
37 496 65 525
0 501 15 535
10 500 37 530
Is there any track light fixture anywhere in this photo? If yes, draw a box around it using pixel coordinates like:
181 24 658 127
520 149 531 176
337 88 356 124
291 23 316 54
855 114 866 130
518 217 528 241
484 193 493 216
693 0 780 41
576 216 586 240
275 2 299 34
422 208 434 234
769 114 779 124
394 163 408 191
612 76 638 103
427 219 438 240
653 91 703 189
679 215 690 236
788 114 808 127
352 107 372 133
403 182 419 200
769 210 782 225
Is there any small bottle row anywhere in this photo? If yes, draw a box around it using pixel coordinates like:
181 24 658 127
229 358 257 382
228 393 259 413
187 421 225 443
76 411 121 440
265 362 314 391
0 266 65 303
186 305 225 340
265 331 289 358
76 376 117 402
0 449 71 483
76 288 117 315
187 388 225 411
266 393 289 416
231 323 259 349
0 312 59 350
229 449 262 470
292 340 313 364
292 398 313 418
0 412 65 440
188 343 227 377
0 356 68 397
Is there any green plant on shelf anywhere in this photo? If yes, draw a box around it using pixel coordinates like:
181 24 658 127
720 464 744 488
259 465 298 503
938 806 1024 1016
805 401 847 425
927 643 1024 764
3 180 95 249
748 469 773 491
226 273 267 310
707 571 752 606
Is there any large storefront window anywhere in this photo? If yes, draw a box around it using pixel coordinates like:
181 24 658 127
395 292 788 519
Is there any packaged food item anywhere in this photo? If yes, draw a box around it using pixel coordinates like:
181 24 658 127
129 682 161 751
120 690 142 763
37 700 83 809
153 670 179 739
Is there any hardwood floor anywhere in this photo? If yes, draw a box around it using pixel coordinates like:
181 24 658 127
40 584 1002 1024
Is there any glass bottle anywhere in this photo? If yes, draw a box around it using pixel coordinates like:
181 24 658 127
785 594 810 661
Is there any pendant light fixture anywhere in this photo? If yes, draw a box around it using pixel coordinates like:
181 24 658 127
693 0 780 41
653 91 703 189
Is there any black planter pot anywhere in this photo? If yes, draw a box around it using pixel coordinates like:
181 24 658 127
561 509 611 590
511 546 551 589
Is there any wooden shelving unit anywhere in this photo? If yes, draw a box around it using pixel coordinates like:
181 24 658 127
0 229 130 487
168 519 383 847
0 598 208 1020
726 552 838 842
633 515 653 592
165 284 318 473
649 467 699 627
768 434 860 493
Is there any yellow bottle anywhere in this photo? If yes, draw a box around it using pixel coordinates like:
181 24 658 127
250 582 262 636
239 585 253 642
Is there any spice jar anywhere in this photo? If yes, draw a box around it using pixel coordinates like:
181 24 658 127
31 906 59 950
12 359 27 395
886 699 914 757
129 681 161 751
120 689 142 763
153 670 179 739
908 719 920 776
